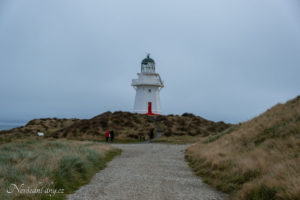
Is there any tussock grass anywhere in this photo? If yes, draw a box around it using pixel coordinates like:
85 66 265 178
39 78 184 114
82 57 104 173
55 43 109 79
0 139 120 200
53 112 230 141
1 112 230 142
186 96 300 200
0 118 78 137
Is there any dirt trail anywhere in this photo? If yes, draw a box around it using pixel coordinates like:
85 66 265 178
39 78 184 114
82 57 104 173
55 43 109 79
67 143 228 200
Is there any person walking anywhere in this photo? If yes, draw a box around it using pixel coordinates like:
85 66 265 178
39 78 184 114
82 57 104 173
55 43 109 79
110 130 114 142
105 130 110 143
149 128 154 142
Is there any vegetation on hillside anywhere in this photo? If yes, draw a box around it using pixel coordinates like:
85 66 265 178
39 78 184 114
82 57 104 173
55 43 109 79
156 113 229 136
0 139 120 200
0 112 230 143
0 118 79 144
185 96 300 200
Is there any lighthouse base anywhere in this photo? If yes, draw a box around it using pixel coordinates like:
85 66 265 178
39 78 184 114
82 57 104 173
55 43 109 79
146 112 159 116
133 86 162 115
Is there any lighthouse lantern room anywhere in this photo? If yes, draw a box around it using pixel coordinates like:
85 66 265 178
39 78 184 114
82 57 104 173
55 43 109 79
132 54 164 115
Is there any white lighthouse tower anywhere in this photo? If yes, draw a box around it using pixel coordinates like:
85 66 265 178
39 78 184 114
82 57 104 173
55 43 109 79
132 54 164 115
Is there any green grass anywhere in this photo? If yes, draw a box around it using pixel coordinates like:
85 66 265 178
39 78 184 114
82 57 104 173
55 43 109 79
0 133 28 145
0 139 121 200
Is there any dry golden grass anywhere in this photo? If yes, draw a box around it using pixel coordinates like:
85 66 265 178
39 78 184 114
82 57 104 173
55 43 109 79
186 96 300 200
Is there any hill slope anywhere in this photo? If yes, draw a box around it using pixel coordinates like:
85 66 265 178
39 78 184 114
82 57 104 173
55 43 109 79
0 112 230 142
186 96 300 200
0 118 79 143
52 112 230 141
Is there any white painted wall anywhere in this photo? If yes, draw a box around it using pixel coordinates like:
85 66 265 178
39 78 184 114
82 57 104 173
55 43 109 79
133 85 162 114
132 73 163 114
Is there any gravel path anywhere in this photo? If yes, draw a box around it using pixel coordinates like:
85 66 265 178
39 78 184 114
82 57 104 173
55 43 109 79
67 143 228 200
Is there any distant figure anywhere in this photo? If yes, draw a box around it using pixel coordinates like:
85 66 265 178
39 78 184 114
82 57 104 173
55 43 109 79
105 130 110 143
110 130 114 142
149 128 154 142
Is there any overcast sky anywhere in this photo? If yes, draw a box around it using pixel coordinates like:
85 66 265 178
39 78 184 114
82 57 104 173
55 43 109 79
0 0 299 124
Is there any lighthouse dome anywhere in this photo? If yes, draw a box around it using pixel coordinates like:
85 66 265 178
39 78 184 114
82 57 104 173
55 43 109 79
141 54 155 64
141 54 155 73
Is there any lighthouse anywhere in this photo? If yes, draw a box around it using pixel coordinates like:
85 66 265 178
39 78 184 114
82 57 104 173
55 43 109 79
132 54 164 115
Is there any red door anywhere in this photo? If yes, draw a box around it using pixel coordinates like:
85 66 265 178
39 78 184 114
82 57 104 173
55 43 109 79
148 102 152 114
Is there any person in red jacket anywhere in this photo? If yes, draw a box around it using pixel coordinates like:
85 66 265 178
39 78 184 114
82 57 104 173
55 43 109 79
105 130 110 143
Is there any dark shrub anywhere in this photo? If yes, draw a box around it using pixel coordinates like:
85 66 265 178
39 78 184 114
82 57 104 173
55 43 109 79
182 113 195 117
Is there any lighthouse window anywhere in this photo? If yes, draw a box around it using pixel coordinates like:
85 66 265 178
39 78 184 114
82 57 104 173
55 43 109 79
148 89 151 93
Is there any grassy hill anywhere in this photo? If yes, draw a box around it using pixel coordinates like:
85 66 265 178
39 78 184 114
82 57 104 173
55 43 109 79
186 96 300 200
0 112 230 143
52 112 229 141
0 118 79 144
